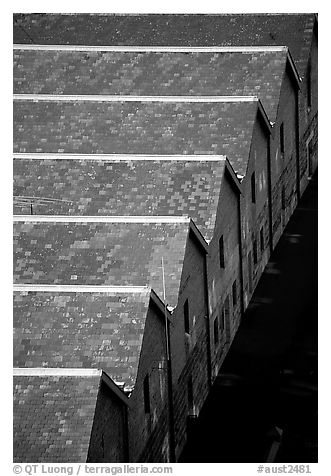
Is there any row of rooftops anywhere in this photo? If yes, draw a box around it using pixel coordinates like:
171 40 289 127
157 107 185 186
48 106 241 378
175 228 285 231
13 14 318 462
13 45 298 125
13 13 316 78
13 155 237 236
12 39 296 394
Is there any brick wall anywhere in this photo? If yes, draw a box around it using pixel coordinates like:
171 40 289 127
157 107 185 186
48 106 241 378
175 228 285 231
299 29 318 195
88 381 128 462
169 230 209 459
269 68 299 247
127 299 169 462
240 116 270 307
207 169 242 377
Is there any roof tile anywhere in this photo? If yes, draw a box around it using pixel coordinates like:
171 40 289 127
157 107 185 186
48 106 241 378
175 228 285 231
13 374 99 462
13 100 257 175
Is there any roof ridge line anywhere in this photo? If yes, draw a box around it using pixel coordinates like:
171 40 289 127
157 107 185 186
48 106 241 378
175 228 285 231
14 215 190 223
13 284 151 293
13 44 288 53
13 368 103 377
13 153 227 161
13 94 259 103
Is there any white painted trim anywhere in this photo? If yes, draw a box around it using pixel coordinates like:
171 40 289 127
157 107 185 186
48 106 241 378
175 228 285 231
13 44 288 53
13 153 226 161
13 367 102 377
13 215 190 223
13 94 258 103
13 284 150 293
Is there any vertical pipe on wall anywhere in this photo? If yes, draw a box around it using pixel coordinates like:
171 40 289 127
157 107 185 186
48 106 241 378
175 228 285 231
266 133 274 254
237 191 245 319
295 85 301 201
203 247 212 388
161 257 176 463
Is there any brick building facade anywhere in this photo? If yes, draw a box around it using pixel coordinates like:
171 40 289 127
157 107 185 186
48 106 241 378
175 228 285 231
13 13 317 463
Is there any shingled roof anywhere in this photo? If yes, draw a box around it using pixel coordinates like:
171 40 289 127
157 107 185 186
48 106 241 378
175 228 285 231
13 216 199 307
13 370 107 462
13 13 316 77
13 47 295 122
13 97 268 176
13 156 233 239
14 286 155 390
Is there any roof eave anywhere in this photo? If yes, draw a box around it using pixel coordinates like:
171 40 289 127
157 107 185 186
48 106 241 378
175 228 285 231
224 159 243 195
285 47 302 88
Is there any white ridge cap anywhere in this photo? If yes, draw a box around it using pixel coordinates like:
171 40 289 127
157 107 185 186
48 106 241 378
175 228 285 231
13 368 102 377
13 215 190 223
13 153 227 161
13 284 150 293
13 94 259 103
13 44 288 53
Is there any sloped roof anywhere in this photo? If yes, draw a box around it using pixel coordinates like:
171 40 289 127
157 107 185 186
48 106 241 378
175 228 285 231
13 217 191 307
13 13 316 76
13 373 100 462
13 98 260 176
13 48 288 121
13 156 226 239
14 287 152 389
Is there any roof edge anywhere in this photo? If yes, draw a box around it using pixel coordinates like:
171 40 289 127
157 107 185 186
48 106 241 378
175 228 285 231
13 94 260 103
224 159 243 194
13 215 190 224
13 284 150 293
256 99 273 135
13 367 102 377
285 47 302 87
189 219 209 254
13 368 130 404
13 153 227 161
13 44 289 53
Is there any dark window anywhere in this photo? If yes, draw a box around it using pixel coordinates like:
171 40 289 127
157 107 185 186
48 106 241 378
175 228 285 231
248 252 253 294
213 315 219 345
282 187 286 210
220 307 225 330
143 375 150 414
187 376 194 415
251 172 256 204
280 123 285 156
184 299 190 334
232 280 237 307
223 296 230 342
253 240 258 265
260 227 264 253
307 62 312 110
219 235 225 269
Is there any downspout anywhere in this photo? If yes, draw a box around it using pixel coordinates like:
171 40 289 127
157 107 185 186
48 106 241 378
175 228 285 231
166 319 176 462
203 248 212 388
161 258 176 463
237 191 245 318
295 86 301 201
123 402 130 462
267 134 274 254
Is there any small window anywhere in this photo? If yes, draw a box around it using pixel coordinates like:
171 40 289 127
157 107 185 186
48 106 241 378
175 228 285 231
213 315 219 345
232 280 237 307
184 299 190 334
187 376 194 415
251 172 256 204
220 307 225 330
282 187 286 210
307 62 312 110
219 235 225 269
260 227 264 253
253 240 258 265
143 375 151 414
280 123 285 156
